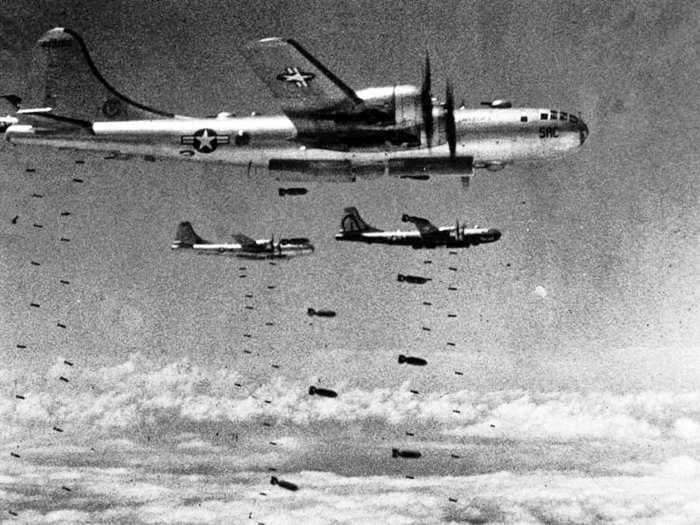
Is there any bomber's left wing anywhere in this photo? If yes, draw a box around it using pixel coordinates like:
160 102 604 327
232 233 260 250
401 214 440 238
242 38 362 119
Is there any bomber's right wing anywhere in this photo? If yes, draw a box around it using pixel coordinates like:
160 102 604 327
242 38 363 121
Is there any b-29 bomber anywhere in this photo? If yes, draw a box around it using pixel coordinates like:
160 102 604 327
335 207 501 249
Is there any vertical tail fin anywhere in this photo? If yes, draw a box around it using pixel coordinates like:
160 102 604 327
339 207 379 233
24 28 175 123
174 222 207 246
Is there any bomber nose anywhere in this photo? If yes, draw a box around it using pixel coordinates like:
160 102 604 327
489 229 501 241
579 120 589 145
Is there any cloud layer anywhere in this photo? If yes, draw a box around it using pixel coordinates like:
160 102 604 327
4 354 700 445
4 356 700 523
3 457 700 524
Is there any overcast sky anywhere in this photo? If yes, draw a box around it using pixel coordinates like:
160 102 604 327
1 1 699 523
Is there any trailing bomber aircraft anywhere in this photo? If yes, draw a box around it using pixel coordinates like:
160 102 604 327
2 28 588 186
171 222 314 259
335 207 500 248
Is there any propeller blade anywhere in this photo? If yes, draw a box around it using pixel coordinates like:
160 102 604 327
444 81 457 161
420 53 434 148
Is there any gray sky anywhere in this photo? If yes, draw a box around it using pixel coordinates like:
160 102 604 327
2 0 697 392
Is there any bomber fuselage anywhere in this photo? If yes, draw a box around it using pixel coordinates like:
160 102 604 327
6 106 587 176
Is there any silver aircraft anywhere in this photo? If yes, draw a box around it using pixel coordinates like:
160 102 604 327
3 28 588 186
335 207 501 248
171 222 314 259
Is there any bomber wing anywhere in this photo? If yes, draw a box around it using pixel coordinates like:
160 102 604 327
401 214 441 238
232 233 260 250
242 38 362 119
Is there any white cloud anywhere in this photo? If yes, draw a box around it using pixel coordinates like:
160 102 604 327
6 356 700 524
8 463 700 525
175 438 220 452
659 455 700 480
6 355 700 447
674 418 700 441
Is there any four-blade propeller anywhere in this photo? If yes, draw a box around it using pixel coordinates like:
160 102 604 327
444 80 457 161
420 54 457 161
420 54 434 148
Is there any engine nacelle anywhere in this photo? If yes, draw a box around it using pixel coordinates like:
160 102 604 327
357 85 423 137
357 85 419 123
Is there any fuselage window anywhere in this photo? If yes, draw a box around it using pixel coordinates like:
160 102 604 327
560 112 568 120
551 110 558 119
520 116 528 122
541 113 548 120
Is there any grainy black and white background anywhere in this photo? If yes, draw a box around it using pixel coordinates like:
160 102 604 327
1 1 699 523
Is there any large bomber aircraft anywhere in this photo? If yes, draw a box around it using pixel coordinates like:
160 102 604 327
2 28 588 186
171 222 314 259
335 207 501 248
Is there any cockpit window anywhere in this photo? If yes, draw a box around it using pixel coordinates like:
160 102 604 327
560 112 568 120
541 113 548 120
520 116 528 122
551 110 558 119
570 115 578 124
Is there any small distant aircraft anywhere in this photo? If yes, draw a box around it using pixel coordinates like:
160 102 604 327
171 222 314 259
3 28 588 188
335 207 500 249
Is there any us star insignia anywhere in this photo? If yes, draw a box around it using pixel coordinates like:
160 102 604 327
276 67 315 88
181 129 230 153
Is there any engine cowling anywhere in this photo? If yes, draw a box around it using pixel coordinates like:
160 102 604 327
356 85 420 127
355 85 424 146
